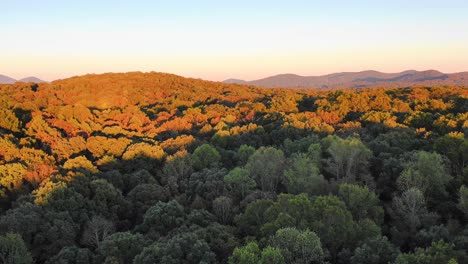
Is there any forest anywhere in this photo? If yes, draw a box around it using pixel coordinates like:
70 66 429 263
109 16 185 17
0 72 467 264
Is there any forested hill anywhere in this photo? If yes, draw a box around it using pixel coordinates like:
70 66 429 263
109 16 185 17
0 71 468 263
224 70 468 89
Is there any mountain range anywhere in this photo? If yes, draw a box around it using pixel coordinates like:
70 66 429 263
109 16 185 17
0 74 46 84
224 70 468 89
3 70 468 89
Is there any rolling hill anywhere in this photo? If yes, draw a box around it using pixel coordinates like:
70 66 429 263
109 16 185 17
0 74 46 84
224 70 468 89
0 74 17 84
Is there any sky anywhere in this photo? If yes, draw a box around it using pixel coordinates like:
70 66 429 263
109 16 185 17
1 0 468 81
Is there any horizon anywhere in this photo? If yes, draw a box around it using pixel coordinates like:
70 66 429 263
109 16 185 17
2 0 468 81
3 68 468 84
4 68 468 83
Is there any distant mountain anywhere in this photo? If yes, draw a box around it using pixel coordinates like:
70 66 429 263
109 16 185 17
19 76 46 83
224 70 468 89
223 78 247 84
0 74 17 84
0 75 46 84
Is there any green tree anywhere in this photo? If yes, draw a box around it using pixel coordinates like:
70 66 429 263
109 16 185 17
87 179 127 220
284 153 327 196
134 232 216 264
46 246 93 264
307 143 322 168
261 194 313 236
81 216 115 250
0 203 78 262
234 199 274 236
246 147 286 192
100 232 147 264
338 183 383 223
395 240 460 264
136 200 185 238
270 227 324 264
192 144 221 171
397 151 451 199
188 168 227 202
434 134 468 178
308 195 355 260
0 233 32 264
260 246 285 264
236 145 256 166
228 242 261 264
213 196 233 224
323 136 372 184
224 167 256 200
127 184 168 221
391 188 433 236
350 236 399 264
162 154 193 194
458 185 468 219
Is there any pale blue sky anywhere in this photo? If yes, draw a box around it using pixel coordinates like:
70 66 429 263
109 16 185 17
1 0 468 81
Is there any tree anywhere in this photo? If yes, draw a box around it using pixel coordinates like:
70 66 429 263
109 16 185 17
308 195 355 260
192 223 238 263
246 147 286 192
236 145 256 166
224 167 256 200
127 184 168 221
162 154 193 194
46 246 94 264
122 142 165 161
391 188 434 240
81 216 115 249
270 227 324 264
192 144 221 171
261 194 313 236
338 183 383 223
0 163 26 198
213 196 233 224
281 135 319 156
434 133 468 178
397 151 451 199
229 242 284 264
133 232 216 264
350 236 399 264
100 232 147 264
0 202 78 262
62 155 98 175
284 153 327 196
395 240 461 264
260 246 285 264
0 109 21 132
137 200 185 237
235 199 274 236
458 185 468 219
307 143 322 168
87 179 127 220
228 242 261 264
323 136 372 184
188 168 227 202
0 233 32 264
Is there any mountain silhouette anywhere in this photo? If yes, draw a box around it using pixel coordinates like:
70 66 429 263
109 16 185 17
0 74 17 84
0 75 46 84
224 70 468 89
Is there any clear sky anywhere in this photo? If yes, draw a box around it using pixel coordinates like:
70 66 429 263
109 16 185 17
1 0 468 81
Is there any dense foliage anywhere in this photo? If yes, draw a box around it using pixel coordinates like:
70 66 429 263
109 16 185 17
0 72 467 263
